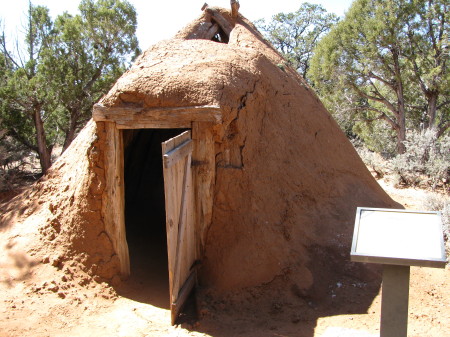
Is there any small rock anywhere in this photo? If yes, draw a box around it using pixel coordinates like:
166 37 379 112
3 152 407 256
78 276 90 287
48 284 59 292
51 256 61 267
58 292 66 299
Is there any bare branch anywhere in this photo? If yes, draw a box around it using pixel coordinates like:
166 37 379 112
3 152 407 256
437 100 450 110
7 127 38 153
368 71 395 89
437 121 450 138
350 82 398 116
1 32 21 69
355 106 398 130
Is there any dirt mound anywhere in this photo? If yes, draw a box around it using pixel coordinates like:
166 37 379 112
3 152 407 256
98 7 399 293
1 121 120 285
0 6 401 331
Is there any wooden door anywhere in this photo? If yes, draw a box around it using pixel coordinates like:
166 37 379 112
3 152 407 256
161 130 197 325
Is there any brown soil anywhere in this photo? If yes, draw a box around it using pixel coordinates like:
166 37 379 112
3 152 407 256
0 176 448 337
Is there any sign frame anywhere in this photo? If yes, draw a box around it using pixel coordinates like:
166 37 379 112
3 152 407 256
351 207 446 268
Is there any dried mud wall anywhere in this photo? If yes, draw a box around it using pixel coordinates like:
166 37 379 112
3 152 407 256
97 10 400 293
200 25 399 293
0 121 121 283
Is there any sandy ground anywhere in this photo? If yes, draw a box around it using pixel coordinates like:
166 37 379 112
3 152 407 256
0 177 448 337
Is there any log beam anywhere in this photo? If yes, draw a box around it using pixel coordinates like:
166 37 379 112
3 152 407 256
205 8 233 36
231 0 240 18
93 104 222 125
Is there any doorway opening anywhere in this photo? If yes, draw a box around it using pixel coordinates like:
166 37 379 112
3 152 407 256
122 128 184 308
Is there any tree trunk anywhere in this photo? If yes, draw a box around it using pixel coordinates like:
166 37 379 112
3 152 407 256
396 122 406 155
395 89 407 154
62 114 78 152
426 92 438 129
32 108 52 174
392 47 407 154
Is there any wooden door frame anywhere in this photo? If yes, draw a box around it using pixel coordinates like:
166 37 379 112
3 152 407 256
93 104 220 278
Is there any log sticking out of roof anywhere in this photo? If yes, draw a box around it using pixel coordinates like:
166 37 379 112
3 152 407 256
205 8 233 36
231 0 240 18
187 4 238 43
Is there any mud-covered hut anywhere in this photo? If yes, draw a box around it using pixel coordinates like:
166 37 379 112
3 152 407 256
1 5 398 324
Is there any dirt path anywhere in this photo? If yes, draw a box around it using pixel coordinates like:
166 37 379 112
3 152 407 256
0 178 448 337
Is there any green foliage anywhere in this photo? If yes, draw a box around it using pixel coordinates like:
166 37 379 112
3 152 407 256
0 4 56 164
309 0 449 154
256 2 338 81
41 0 140 149
0 0 140 173
353 119 397 155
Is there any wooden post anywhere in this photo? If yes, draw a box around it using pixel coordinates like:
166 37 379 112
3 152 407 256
380 264 410 337
231 0 240 18
192 122 215 257
102 122 130 277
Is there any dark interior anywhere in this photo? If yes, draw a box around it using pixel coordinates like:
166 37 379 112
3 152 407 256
122 128 184 308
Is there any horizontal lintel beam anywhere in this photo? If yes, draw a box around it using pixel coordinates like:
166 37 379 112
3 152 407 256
93 104 222 124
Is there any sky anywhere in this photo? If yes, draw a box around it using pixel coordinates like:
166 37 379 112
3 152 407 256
1 0 354 50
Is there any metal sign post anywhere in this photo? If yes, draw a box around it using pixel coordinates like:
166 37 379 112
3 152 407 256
351 208 447 337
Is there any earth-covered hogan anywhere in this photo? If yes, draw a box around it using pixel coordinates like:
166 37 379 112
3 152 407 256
1 4 400 327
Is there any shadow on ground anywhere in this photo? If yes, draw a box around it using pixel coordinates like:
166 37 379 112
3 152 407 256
188 246 381 337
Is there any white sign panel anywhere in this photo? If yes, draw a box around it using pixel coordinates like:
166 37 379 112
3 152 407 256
351 208 446 268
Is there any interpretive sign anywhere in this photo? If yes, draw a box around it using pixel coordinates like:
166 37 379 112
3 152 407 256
350 207 447 337
351 207 446 268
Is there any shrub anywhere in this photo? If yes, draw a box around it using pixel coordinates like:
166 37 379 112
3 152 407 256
421 193 450 245
0 130 35 191
352 139 388 178
352 119 397 156
390 129 450 189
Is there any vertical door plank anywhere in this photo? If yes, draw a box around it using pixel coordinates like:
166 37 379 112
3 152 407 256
162 130 196 325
